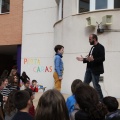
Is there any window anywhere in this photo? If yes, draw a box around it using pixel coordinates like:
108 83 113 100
95 0 107 9
114 0 120 8
79 0 90 13
77 0 120 13
1 0 10 13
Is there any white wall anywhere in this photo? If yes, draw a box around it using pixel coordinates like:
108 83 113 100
21 0 57 90
54 10 120 98
21 0 120 98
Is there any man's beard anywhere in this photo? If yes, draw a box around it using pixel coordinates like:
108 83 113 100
90 41 94 45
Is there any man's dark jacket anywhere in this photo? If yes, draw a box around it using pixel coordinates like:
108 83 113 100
83 43 105 75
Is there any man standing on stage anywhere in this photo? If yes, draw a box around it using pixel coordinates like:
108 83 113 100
76 34 105 101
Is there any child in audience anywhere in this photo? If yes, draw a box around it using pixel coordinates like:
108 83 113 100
66 79 82 114
12 90 33 120
30 80 38 92
8 75 20 92
0 77 10 97
12 75 20 90
103 96 120 120
1 77 19 103
75 84 107 120
9 66 17 77
35 89 69 120
25 88 35 117
4 90 17 120
20 71 30 83
20 80 30 90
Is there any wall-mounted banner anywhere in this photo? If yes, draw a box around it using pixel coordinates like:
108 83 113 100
23 58 53 73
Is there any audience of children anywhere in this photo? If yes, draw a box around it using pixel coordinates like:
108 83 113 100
0 77 10 97
11 90 33 120
8 75 20 92
4 90 17 120
0 77 18 99
25 88 35 117
35 89 69 120
66 79 82 115
0 67 120 120
103 96 120 120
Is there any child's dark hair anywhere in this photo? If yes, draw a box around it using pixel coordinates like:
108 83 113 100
71 79 82 94
1 77 8 82
54 45 64 53
35 89 69 120
75 84 107 120
25 88 33 97
32 80 37 83
0 77 8 86
1 70 9 79
103 96 119 112
13 90 30 110
24 80 30 84
4 90 17 115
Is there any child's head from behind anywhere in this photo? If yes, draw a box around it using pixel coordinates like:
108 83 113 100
35 89 69 120
103 96 119 112
75 84 107 119
25 88 35 100
4 90 17 115
71 79 82 94
75 84 99 111
13 90 31 110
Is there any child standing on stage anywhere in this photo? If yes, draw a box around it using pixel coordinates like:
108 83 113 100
53 45 64 91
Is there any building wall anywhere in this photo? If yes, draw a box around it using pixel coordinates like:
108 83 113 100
0 0 23 45
54 8 120 97
21 0 57 90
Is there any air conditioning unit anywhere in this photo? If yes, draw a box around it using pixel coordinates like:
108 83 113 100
102 15 112 26
86 17 96 27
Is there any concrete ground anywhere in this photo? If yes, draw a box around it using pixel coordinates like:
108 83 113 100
33 92 120 109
